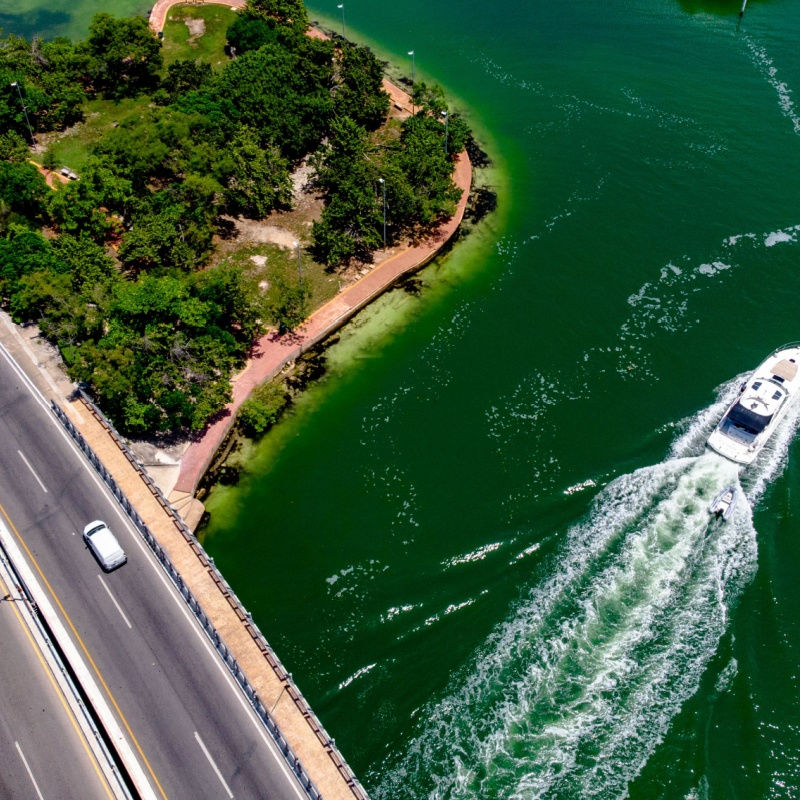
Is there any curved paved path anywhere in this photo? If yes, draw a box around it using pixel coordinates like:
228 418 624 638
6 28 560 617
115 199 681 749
149 2 473 494
149 0 245 33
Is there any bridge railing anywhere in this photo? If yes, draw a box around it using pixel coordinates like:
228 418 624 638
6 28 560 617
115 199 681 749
52 396 371 800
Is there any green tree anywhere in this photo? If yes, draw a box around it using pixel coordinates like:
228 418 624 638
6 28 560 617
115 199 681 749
311 116 383 265
245 0 308 34
334 42 389 131
0 227 61 298
391 112 462 228
266 272 309 332
85 13 163 99
118 205 199 272
215 39 333 161
0 131 30 162
238 379 289 436
52 234 115 290
195 264 264 344
226 12 278 55
224 126 291 218
47 159 131 242
92 109 172 188
161 59 213 102
0 161 48 225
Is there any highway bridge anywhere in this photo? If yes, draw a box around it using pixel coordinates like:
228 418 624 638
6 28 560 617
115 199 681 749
0 345 314 799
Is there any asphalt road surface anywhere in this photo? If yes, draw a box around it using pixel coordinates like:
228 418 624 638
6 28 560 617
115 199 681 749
0 566 114 800
0 347 309 800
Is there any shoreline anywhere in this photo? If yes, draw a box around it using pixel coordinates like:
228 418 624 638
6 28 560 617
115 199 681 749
148 2 476 502
172 150 472 497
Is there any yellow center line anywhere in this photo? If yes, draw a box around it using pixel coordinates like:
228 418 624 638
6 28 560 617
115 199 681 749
0 502 169 800
0 571 115 800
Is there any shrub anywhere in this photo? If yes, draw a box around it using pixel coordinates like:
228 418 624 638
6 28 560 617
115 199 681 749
237 379 289 436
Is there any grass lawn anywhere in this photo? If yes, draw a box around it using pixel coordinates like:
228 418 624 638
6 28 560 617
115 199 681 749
161 4 238 69
44 96 145 173
216 241 341 326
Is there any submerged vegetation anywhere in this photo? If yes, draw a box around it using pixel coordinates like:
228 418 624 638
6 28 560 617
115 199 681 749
0 0 470 435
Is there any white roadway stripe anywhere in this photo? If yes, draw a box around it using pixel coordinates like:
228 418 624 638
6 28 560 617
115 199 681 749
15 741 46 800
0 343 309 800
194 731 234 799
17 450 48 494
97 575 132 629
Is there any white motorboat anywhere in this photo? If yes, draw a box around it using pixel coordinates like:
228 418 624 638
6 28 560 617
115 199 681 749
708 486 738 521
707 343 800 465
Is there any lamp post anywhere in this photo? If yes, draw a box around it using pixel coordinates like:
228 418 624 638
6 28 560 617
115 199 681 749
378 177 386 247
271 674 292 713
10 81 35 146
441 110 449 155
407 50 415 113
293 241 302 281
337 3 345 39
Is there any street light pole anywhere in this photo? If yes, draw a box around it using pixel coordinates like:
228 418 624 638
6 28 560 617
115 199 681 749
378 177 386 247
10 81 35 147
407 50 415 113
441 110 449 156
293 241 302 281
337 3 345 39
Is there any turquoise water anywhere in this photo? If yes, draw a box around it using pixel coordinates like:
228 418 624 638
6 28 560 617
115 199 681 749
6 0 800 796
0 0 149 41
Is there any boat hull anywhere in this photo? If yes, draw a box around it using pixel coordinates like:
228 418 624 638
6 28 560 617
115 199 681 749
707 344 800 465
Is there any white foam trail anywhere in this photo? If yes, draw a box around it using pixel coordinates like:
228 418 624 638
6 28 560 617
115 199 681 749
443 542 504 569
376 383 800 799
742 34 800 136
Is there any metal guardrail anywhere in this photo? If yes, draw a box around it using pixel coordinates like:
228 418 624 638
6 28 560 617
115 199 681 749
71 391 371 799
51 397 346 800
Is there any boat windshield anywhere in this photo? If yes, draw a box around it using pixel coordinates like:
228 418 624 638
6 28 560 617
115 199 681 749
725 402 773 435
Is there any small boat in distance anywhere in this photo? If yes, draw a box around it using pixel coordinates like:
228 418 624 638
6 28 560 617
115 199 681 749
707 344 800 465
708 486 738 521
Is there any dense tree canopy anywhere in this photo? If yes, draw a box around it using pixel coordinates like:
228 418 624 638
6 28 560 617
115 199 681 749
0 8 470 434
245 0 308 35
85 13 163 99
214 38 334 161
225 11 278 55
224 126 292 218
334 42 390 131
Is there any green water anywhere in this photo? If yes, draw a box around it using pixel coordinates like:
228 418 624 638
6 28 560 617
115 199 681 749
204 2 800 796
7 0 800 796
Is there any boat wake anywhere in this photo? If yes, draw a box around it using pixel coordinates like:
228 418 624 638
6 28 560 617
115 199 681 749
374 389 800 799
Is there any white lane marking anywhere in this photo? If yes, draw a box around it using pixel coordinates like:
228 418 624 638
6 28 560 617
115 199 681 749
194 731 234 799
97 575 132 629
17 450 48 494
0 344 308 799
15 741 46 800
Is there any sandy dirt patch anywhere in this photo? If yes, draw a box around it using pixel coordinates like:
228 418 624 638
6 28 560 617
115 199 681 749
230 220 298 248
184 17 206 38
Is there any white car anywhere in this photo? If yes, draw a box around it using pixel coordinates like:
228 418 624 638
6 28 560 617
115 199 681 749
83 521 127 572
